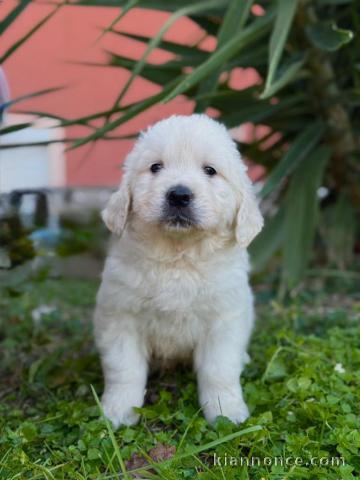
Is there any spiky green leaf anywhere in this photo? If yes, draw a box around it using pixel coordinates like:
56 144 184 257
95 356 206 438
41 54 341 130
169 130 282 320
282 145 331 286
306 21 354 52
260 122 325 198
250 207 285 272
261 0 298 99
163 11 274 102
0 0 32 35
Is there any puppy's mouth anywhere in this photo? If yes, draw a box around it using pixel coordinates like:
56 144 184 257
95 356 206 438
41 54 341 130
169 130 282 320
161 207 197 230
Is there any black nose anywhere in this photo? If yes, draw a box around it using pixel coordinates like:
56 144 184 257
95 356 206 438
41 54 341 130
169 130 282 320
167 185 193 208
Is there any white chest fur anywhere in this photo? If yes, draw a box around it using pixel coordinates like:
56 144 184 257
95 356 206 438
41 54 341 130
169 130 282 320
96 235 251 362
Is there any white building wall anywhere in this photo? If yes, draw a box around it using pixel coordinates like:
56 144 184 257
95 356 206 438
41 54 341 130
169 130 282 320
0 114 66 193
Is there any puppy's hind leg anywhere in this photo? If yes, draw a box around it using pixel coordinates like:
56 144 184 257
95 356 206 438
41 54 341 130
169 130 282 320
96 318 148 429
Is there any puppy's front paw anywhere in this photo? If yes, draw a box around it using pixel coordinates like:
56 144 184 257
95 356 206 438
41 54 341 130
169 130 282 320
202 394 250 425
101 388 144 428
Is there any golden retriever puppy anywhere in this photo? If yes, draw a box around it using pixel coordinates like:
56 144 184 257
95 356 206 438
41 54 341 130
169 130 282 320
94 114 263 428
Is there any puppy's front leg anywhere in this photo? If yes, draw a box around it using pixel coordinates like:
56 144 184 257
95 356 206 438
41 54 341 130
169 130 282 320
98 321 147 428
195 327 249 424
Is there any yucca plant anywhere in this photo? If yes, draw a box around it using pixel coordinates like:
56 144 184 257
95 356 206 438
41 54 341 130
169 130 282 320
2 0 359 289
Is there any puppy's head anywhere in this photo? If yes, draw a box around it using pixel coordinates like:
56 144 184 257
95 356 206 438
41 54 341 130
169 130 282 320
102 115 263 248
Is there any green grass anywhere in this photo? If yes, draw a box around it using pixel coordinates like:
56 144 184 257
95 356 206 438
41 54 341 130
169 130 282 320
0 267 359 479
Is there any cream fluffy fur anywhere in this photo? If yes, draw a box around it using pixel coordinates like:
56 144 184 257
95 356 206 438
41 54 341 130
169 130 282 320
94 114 263 428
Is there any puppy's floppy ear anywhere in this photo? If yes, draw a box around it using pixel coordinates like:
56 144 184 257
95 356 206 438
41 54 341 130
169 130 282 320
101 173 131 235
235 177 264 248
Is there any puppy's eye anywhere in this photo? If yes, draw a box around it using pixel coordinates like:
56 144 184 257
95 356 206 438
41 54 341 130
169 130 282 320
150 163 163 174
203 166 217 176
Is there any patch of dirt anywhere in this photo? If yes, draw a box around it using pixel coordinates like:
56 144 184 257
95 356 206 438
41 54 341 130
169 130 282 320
125 443 176 477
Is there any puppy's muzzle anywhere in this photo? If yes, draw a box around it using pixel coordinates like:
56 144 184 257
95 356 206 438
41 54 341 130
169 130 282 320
162 184 196 228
